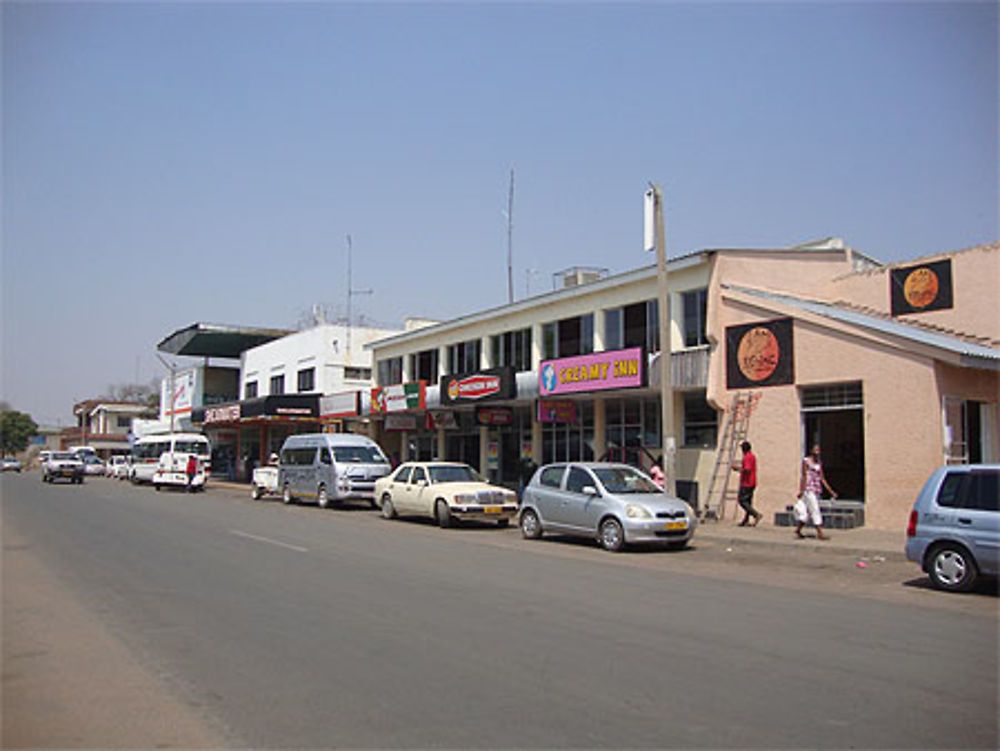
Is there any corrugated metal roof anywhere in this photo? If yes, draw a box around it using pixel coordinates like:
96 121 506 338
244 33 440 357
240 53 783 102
725 285 1000 368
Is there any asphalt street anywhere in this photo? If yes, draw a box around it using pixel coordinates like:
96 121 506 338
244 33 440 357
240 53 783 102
3 473 998 749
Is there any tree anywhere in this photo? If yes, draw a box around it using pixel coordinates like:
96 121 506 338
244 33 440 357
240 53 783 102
0 410 38 456
102 380 160 411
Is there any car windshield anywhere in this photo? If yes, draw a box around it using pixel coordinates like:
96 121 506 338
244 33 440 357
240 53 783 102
331 446 389 464
593 466 661 494
52 452 76 461
428 465 480 484
175 441 210 457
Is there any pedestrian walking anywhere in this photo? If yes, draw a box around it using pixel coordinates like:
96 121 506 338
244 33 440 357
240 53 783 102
732 441 762 526
796 443 837 540
186 453 198 493
649 457 665 489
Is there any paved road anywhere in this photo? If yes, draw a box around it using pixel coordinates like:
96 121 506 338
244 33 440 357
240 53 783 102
3 473 997 748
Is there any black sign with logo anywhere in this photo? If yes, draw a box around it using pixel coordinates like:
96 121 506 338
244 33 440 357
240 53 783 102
439 367 516 405
890 259 953 315
192 394 319 424
726 318 795 389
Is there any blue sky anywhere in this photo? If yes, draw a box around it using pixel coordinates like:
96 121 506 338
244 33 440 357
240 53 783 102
2 1 997 425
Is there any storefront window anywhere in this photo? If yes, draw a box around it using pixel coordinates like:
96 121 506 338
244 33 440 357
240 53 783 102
542 403 593 464
683 392 717 448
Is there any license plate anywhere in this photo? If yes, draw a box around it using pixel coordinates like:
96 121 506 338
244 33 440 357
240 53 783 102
665 521 687 531
483 506 502 514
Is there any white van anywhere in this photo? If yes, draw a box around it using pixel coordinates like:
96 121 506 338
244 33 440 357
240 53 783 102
131 433 211 484
278 433 391 507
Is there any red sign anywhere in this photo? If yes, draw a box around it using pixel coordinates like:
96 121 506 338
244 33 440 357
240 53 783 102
447 374 501 401
476 407 514 426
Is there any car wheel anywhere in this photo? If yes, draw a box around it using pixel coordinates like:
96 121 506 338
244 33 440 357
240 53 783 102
381 496 396 520
520 508 543 539
282 485 294 505
436 499 453 528
317 485 330 508
154 483 161 491
928 543 978 592
666 539 689 551
368 498 379 509
251 485 263 500
599 517 625 552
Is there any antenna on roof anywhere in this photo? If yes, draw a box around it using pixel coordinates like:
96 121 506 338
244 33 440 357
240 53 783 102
346 234 373 357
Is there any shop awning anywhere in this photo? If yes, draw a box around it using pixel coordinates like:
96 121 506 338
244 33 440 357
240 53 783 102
157 322 291 359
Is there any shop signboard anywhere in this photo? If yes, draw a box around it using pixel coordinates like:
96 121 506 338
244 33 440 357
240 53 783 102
487 439 499 470
426 410 459 430
372 382 426 413
384 414 418 432
725 317 794 389
537 399 577 424
439 367 515 405
204 403 242 424
890 259 953 315
476 407 514 426
320 391 361 419
194 394 319 424
539 347 644 396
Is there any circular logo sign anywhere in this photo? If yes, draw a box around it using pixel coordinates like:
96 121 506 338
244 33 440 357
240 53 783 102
903 267 939 309
737 327 780 382
447 379 459 400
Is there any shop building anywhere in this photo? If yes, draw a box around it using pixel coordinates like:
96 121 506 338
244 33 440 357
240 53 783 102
183 320 400 480
61 400 157 457
368 241 999 529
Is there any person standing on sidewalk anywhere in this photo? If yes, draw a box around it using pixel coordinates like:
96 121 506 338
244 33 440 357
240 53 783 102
732 441 762 526
796 443 837 540
185 454 198 493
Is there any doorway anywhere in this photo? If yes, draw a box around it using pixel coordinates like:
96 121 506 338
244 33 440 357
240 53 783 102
801 383 866 503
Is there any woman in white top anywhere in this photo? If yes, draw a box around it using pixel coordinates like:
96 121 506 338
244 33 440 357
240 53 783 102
796 443 837 540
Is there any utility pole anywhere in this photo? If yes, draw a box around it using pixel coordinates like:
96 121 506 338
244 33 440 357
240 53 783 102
648 184 676 495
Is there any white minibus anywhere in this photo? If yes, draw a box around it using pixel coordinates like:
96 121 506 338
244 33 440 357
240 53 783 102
131 433 211 484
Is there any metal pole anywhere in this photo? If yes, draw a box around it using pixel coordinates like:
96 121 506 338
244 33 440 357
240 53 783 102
652 183 676 496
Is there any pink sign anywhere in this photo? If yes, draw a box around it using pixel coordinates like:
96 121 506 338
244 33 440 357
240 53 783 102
539 347 644 396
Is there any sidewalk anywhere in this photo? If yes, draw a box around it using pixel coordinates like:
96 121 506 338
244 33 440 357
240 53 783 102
693 517 907 562
205 479 907 562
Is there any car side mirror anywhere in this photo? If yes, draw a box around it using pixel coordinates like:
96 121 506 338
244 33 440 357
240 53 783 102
416 479 428 487
583 485 599 497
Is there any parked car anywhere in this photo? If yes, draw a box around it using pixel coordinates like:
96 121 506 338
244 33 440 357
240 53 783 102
519 462 697 552
82 455 106 476
278 433 392 507
107 455 127 478
374 462 519 527
1 457 22 472
42 452 85 484
906 464 999 592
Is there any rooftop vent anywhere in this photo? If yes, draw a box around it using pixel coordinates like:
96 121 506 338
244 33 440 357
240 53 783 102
554 266 609 289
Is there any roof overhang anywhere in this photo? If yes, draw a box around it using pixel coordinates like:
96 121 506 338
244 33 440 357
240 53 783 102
157 323 291 359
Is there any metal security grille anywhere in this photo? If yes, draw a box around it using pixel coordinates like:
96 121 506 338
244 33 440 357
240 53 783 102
800 382 863 411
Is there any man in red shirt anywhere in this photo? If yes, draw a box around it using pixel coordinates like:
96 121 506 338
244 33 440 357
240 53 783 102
732 441 762 526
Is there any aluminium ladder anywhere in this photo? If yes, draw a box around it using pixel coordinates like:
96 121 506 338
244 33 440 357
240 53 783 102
701 391 760 521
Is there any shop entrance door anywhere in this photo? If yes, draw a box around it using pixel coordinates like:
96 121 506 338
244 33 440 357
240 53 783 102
803 409 865 502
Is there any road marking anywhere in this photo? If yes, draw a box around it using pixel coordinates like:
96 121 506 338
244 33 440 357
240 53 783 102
229 530 309 553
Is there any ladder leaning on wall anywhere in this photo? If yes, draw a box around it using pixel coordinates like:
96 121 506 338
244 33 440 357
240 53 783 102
701 391 761 521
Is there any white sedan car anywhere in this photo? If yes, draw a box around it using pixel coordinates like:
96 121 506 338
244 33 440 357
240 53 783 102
374 462 519 528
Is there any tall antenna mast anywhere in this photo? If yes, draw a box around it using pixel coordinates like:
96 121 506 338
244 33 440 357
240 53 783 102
506 168 515 303
345 234 373 358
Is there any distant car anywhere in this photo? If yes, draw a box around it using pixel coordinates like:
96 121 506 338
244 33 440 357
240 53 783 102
42 452 85 484
108 455 129 479
374 462 519 527
519 462 697 552
82 455 106 476
906 464 999 592
1 457 22 472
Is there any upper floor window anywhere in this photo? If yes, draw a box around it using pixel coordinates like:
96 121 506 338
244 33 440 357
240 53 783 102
542 314 594 359
297 367 315 393
270 374 285 396
410 349 439 382
448 339 481 374
604 301 658 352
344 366 372 381
377 357 402 386
245 381 258 399
491 328 532 371
682 288 708 347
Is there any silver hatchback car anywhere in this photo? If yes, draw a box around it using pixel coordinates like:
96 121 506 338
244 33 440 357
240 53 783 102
520 462 697 552
905 464 999 592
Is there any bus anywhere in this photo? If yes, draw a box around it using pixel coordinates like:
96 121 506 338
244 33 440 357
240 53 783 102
131 433 211 484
